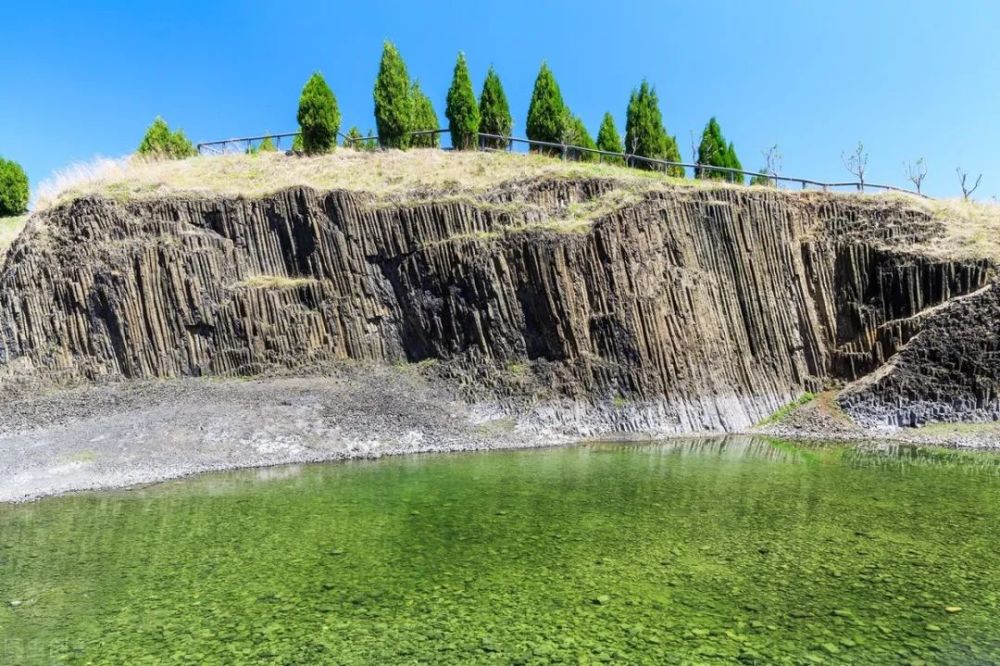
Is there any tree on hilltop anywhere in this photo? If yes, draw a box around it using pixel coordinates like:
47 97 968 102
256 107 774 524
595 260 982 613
624 81 682 175
137 117 197 159
696 117 729 180
410 82 441 148
297 72 340 154
526 63 566 153
596 112 624 165
0 157 28 217
445 52 480 150
374 41 414 149
479 66 512 150
564 113 597 162
726 142 744 184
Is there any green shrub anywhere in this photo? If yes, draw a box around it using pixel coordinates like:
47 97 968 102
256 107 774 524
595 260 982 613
596 112 624 165
374 41 413 150
137 117 197 159
479 66 512 150
0 158 28 217
526 63 566 153
297 72 340 154
623 81 682 175
445 52 479 150
410 82 441 148
292 134 304 152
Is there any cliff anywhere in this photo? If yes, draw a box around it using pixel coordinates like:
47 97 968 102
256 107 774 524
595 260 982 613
3 152 998 435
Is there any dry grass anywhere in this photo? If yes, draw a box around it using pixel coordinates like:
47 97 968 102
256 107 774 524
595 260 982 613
29 149 1000 262
34 149 694 212
0 215 29 259
236 275 319 289
908 198 1000 261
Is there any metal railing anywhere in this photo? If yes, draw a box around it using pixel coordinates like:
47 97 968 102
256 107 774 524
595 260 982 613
196 129 925 197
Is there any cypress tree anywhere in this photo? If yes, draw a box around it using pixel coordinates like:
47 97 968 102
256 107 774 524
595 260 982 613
596 112 624 165
343 126 364 150
566 114 597 162
374 41 414 149
525 63 566 153
479 66 512 149
137 117 196 159
726 142 744 184
296 72 340 154
445 52 480 150
410 82 441 148
0 157 28 217
624 81 682 175
696 117 729 180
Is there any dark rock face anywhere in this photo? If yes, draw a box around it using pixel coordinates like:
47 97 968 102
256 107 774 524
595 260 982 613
0 181 993 432
839 282 1000 426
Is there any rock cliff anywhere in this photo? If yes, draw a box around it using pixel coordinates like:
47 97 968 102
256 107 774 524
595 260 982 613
1 175 996 434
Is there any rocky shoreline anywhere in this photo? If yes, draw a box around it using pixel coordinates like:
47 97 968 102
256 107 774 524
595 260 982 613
2 370 997 504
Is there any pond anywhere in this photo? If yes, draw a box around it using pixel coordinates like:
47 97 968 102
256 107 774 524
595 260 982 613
2 437 999 664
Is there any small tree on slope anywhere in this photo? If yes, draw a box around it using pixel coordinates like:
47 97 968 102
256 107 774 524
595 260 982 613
479 66 512 150
297 72 340 154
374 41 414 150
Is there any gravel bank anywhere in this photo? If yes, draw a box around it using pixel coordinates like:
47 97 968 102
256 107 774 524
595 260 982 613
3 373 998 504
0 366 554 503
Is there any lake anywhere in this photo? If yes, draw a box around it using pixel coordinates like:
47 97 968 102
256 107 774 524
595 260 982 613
2 437 999 664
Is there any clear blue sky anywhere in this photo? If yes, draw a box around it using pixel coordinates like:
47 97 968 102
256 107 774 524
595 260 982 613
3 1 998 199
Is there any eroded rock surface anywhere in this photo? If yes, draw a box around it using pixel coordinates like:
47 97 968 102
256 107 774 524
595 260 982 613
0 180 994 433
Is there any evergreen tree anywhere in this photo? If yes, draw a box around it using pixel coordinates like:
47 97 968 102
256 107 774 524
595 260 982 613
296 72 340 154
479 66 512 150
696 117 729 180
0 157 28 217
445 52 479 150
246 135 277 155
363 129 379 151
292 133 304 152
410 82 441 148
623 81 682 175
565 114 597 162
343 126 364 150
596 112 624 165
725 142 744 184
374 41 414 149
137 117 196 159
525 63 566 153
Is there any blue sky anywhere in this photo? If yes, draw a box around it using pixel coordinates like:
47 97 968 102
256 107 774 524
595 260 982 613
2 1 999 200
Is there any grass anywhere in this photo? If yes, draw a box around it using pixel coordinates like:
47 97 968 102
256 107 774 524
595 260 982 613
26 149 1000 263
756 391 818 426
236 275 318 289
33 149 696 212
0 214 29 258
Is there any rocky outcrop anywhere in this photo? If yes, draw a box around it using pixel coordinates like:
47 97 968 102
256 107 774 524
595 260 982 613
0 181 994 434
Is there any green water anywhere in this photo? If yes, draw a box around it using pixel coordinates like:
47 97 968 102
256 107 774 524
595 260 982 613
2 438 1000 665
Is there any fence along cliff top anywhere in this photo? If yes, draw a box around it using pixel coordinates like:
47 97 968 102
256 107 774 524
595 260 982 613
196 128 925 198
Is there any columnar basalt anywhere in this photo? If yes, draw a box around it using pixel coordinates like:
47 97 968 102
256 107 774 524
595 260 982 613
0 180 994 433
